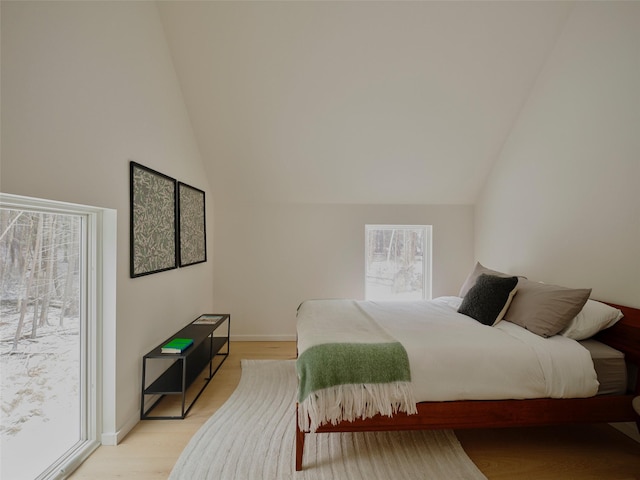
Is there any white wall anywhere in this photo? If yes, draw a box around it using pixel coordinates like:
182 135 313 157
158 1 570 206
1 1 214 440
475 2 640 307
214 202 474 339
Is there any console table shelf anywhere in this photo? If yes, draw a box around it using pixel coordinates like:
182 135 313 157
140 314 230 420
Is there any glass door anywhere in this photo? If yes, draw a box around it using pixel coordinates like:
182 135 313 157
0 208 86 480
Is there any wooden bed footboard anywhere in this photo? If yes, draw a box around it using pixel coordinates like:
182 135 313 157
295 394 640 471
295 302 640 471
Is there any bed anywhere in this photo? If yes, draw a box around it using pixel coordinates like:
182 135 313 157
294 264 640 471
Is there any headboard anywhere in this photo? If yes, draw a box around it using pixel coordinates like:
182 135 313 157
595 302 640 398
596 303 640 391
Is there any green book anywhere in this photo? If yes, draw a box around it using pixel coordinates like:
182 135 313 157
161 338 194 354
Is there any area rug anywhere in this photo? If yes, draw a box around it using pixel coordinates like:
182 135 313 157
169 360 487 480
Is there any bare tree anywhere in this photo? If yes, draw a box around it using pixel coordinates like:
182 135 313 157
3 210 81 349
0 210 23 294
37 215 58 330
14 214 43 350
58 217 79 327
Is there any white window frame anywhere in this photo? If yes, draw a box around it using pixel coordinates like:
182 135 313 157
365 224 432 301
0 193 115 479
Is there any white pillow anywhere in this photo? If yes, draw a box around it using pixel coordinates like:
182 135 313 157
561 300 623 340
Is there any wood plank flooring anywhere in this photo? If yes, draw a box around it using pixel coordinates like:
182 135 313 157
71 341 640 479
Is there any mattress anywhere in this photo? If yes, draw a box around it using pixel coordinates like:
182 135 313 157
580 339 627 395
301 297 599 403
296 297 622 431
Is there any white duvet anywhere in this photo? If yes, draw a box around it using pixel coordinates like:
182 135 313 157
358 296 599 402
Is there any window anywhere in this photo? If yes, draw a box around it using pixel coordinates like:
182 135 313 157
0 194 110 480
365 225 432 301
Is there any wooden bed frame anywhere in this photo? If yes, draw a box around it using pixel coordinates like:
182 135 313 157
295 302 640 471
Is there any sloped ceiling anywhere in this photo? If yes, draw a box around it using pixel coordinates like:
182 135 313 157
158 1 572 204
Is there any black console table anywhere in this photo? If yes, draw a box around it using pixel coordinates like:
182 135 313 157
140 314 230 419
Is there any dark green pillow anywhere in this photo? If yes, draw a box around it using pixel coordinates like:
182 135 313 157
458 274 519 326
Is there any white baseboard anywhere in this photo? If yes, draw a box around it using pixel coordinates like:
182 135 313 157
100 432 119 446
101 400 152 446
101 412 139 446
230 334 297 342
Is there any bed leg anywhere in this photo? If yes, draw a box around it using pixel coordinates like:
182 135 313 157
634 390 640 435
296 406 305 471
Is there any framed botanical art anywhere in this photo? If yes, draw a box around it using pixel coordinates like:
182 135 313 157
130 162 178 277
177 181 207 267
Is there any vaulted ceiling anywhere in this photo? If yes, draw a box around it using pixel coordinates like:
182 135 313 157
158 1 572 204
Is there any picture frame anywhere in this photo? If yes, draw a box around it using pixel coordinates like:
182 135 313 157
130 162 178 277
177 181 207 267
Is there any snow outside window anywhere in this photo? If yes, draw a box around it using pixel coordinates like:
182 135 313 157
1 194 105 480
365 225 432 301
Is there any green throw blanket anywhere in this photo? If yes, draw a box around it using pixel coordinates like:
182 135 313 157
296 299 417 432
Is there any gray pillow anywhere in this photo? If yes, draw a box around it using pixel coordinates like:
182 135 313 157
503 279 591 337
458 262 515 297
458 274 519 326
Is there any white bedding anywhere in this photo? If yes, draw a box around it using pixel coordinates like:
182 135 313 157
357 296 599 402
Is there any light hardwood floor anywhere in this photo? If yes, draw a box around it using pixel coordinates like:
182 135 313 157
71 341 640 479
